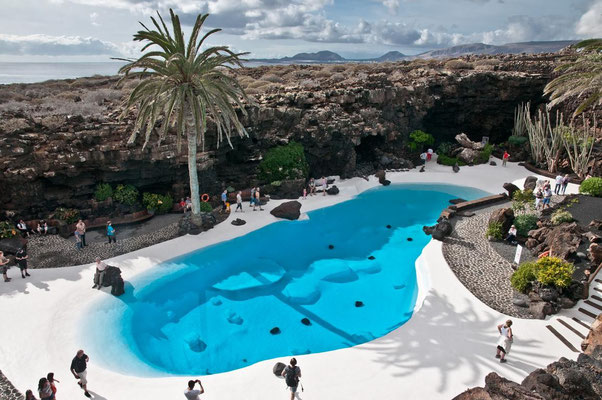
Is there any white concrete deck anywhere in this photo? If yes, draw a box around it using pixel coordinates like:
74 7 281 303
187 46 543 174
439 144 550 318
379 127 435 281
0 158 596 400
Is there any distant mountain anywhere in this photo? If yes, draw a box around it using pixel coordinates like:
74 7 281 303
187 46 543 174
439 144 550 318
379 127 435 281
373 51 406 62
281 50 345 62
415 41 577 59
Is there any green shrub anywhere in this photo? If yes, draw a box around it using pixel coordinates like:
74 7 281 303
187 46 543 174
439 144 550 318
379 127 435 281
477 143 493 164
511 261 538 293
53 207 80 224
512 189 535 214
114 184 139 206
437 154 466 166
408 130 435 152
0 221 18 239
536 257 574 288
258 142 309 183
507 135 528 147
142 192 173 214
514 214 538 236
199 201 213 213
436 142 455 156
551 209 573 225
579 177 602 197
94 183 113 201
486 221 503 240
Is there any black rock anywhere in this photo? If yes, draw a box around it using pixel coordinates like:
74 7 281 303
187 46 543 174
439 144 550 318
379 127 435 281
270 201 302 220
422 220 453 241
386 224 392 229
328 244 334 249
407 237 413 241
368 255 375 260
382 179 391 186
0 237 27 255
524 175 538 191
270 327 281 335
503 182 520 198
452 164 460 173
301 318 311 326
419 166 425 172
449 198 466 204
178 213 216 235
326 185 340 195
489 160 497 166
355 301 364 307
231 218 246 226
273 362 286 376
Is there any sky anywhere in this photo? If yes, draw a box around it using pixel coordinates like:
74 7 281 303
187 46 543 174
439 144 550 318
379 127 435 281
0 0 600 62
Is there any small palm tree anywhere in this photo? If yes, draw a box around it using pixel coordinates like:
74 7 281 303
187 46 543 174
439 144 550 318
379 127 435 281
116 10 249 215
544 39 602 118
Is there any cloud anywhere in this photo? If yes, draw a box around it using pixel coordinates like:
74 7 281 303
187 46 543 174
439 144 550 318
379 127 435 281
576 0 602 37
0 34 121 56
90 12 100 26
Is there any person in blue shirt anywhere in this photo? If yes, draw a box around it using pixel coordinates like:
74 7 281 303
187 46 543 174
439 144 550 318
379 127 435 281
106 221 116 244
221 190 228 213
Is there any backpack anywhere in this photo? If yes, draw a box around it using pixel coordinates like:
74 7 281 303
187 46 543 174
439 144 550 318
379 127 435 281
284 366 299 387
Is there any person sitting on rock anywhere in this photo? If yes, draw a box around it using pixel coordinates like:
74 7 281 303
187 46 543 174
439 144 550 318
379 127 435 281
505 225 518 245
16 220 32 237
92 257 107 289
37 220 48 234
185 197 192 212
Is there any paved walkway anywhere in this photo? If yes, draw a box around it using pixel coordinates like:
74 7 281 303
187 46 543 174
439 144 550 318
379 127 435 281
0 371 22 400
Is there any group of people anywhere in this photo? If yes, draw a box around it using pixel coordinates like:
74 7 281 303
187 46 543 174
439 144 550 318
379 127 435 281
302 177 328 199
232 187 265 212
554 174 570 195
74 220 117 250
24 350 90 399
0 246 31 283
16 220 50 237
533 175 569 210
179 197 193 213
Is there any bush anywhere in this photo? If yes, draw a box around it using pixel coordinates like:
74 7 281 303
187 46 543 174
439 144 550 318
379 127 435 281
0 221 18 239
437 154 466 166
507 135 528 147
477 143 493 164
142 193 173 214
53 207 80 224
114 184 139 206
94 183 113 201
536 257 574 288
511 261 538 293
551 209 573 225
514 214 538 236
199 201 213 213
579 177 602 197
436 142 455 157
486 221 503 240
408 130 435 152
258 142 309 183
512 189 535 214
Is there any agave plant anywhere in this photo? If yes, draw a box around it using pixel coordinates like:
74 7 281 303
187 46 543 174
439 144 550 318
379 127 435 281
116 10 249 215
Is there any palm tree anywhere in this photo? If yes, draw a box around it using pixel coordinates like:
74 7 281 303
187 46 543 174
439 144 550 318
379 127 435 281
544 39 602 118
116 10 249 216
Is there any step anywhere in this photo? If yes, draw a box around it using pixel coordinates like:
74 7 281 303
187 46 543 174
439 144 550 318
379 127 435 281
584 300 602 312
557 319 586 339
572 317 593 331
546 325 580 352
591 294 602 303
594 287 602 294
578 307 597 319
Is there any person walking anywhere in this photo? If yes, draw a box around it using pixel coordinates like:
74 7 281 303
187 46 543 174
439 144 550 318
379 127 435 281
184 379 204 399
220 190 228 213
15 245 31 279
281 357 301 400
554 174 563 195
543 187 552 209
70 349 91 398
495 320 513 363
561 174 570 195
534 188 543 210
250 187 256 208
235 191 243 212
309 178 316 196
0 251 10 282
253 188 264 211
420 151 427 167
47 372 59 399
76 220 87 247
38 377 54 400
92 257 108 289
502 150 510 167
106 221 116 244
74 230 83 251
25 389 38 400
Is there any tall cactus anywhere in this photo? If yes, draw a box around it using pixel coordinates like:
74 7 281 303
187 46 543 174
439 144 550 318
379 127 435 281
560 114 597 179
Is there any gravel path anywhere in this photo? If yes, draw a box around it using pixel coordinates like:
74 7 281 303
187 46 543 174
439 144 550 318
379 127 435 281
0 370 23 400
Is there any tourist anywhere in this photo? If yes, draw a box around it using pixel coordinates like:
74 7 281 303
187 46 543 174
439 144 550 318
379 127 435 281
106 221 116 244
321 176 327 196
92 257 107 289
15 245 31 279
505 225 518 245
534 188 543 210
309 178 316 196
543 180 551 191
303 187 307 200
502 150 510 167
427 148 433 161
543 187 552 209
70 349 91 398
561 174 570 195
221 190 228 213
495 320 513 363
76 219 87 246
179 198 186 213
185 196 192 212
420 151 427 166
235 191 243 212
74 230 83 251
1 251 11 282
281 357 301 400
47 372 59 398
184 379 204 399
250 187 256 207
25 389 37 400
37 220 48 235
554 174 563 195
254 188 264 211
37 377 54 400
16 219 32 237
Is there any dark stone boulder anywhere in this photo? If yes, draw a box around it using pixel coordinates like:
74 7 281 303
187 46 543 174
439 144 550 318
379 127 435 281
273 362 286 377
231 218 246 226
0 237 27 255
382 179 391 186
503 182 520 198
355 301 364 307
270 327 281 335
178 213 216 235
489 207 514 234
489 161 497 166
529 301 555 319
524 176 538 191
326 185 340 195
449 198 467 205
539 286 559 302
589 243 602 266
423 219 453 241
270 201 301 220
301 318 311 326
452 163 460 173
101 265 122 287
276 179 306 199
589 219 602 231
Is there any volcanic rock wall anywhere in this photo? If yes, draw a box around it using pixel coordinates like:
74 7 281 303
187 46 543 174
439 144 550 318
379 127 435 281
0 54 559 219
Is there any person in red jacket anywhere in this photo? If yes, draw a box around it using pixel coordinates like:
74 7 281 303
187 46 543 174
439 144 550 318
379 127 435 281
502 150 510 167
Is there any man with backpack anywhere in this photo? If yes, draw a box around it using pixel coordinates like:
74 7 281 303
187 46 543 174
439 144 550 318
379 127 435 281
281 358 301 399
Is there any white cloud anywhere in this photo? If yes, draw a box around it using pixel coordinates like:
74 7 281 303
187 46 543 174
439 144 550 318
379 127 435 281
0 33 121 56
90 12 100 26
576 0 602 37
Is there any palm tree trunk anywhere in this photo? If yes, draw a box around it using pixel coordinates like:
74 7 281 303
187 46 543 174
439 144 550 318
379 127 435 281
185 104 201 216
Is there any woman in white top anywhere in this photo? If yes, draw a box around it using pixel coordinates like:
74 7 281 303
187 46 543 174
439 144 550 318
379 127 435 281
496 320 513 363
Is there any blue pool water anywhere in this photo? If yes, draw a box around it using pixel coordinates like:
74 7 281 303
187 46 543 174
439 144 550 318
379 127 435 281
84 183 488 376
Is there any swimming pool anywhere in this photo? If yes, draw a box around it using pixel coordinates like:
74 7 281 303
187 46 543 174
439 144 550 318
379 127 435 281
84 183 488 376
